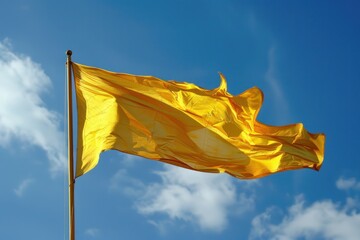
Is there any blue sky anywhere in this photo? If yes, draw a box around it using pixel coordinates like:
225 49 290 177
1 1 360 239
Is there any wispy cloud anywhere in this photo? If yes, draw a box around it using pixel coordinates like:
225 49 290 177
250 192 360 240
84 228 100 238
265 46 291 124
111 165 257 232
109 168 146 197
336 177 360 191
113 152 145 168
147 219 174 235
14 178 34 197
0 40 66 175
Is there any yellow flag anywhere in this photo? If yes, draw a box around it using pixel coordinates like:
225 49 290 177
72 62 325 179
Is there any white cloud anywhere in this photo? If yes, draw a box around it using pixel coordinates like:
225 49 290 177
110 165 258 232
14 178 34 197
336 177 360 191
84 228 100 238
0 40 66 174
250 194 360 240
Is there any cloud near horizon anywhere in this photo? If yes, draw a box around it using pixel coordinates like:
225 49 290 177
250 178 360 240
0 41 66 174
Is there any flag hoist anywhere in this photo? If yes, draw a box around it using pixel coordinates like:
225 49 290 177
66 50 325 240
66 50 75 240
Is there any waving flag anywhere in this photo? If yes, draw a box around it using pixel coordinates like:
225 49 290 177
72 62 324 179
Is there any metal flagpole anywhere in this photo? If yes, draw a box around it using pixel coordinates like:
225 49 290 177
66 50 75 240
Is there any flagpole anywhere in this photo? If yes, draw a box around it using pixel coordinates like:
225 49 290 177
66 50 75 240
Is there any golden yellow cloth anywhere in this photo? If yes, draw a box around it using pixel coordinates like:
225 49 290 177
72 62 325 179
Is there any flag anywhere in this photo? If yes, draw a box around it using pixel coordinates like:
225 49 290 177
72 62 325 179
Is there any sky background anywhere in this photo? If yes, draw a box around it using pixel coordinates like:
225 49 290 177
1 0 360 239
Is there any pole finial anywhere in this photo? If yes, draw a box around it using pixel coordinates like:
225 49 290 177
66 50 73 56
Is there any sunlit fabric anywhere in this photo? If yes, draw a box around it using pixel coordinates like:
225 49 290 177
72 62 325 178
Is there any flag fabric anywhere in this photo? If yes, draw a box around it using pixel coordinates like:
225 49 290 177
72 62 325 179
